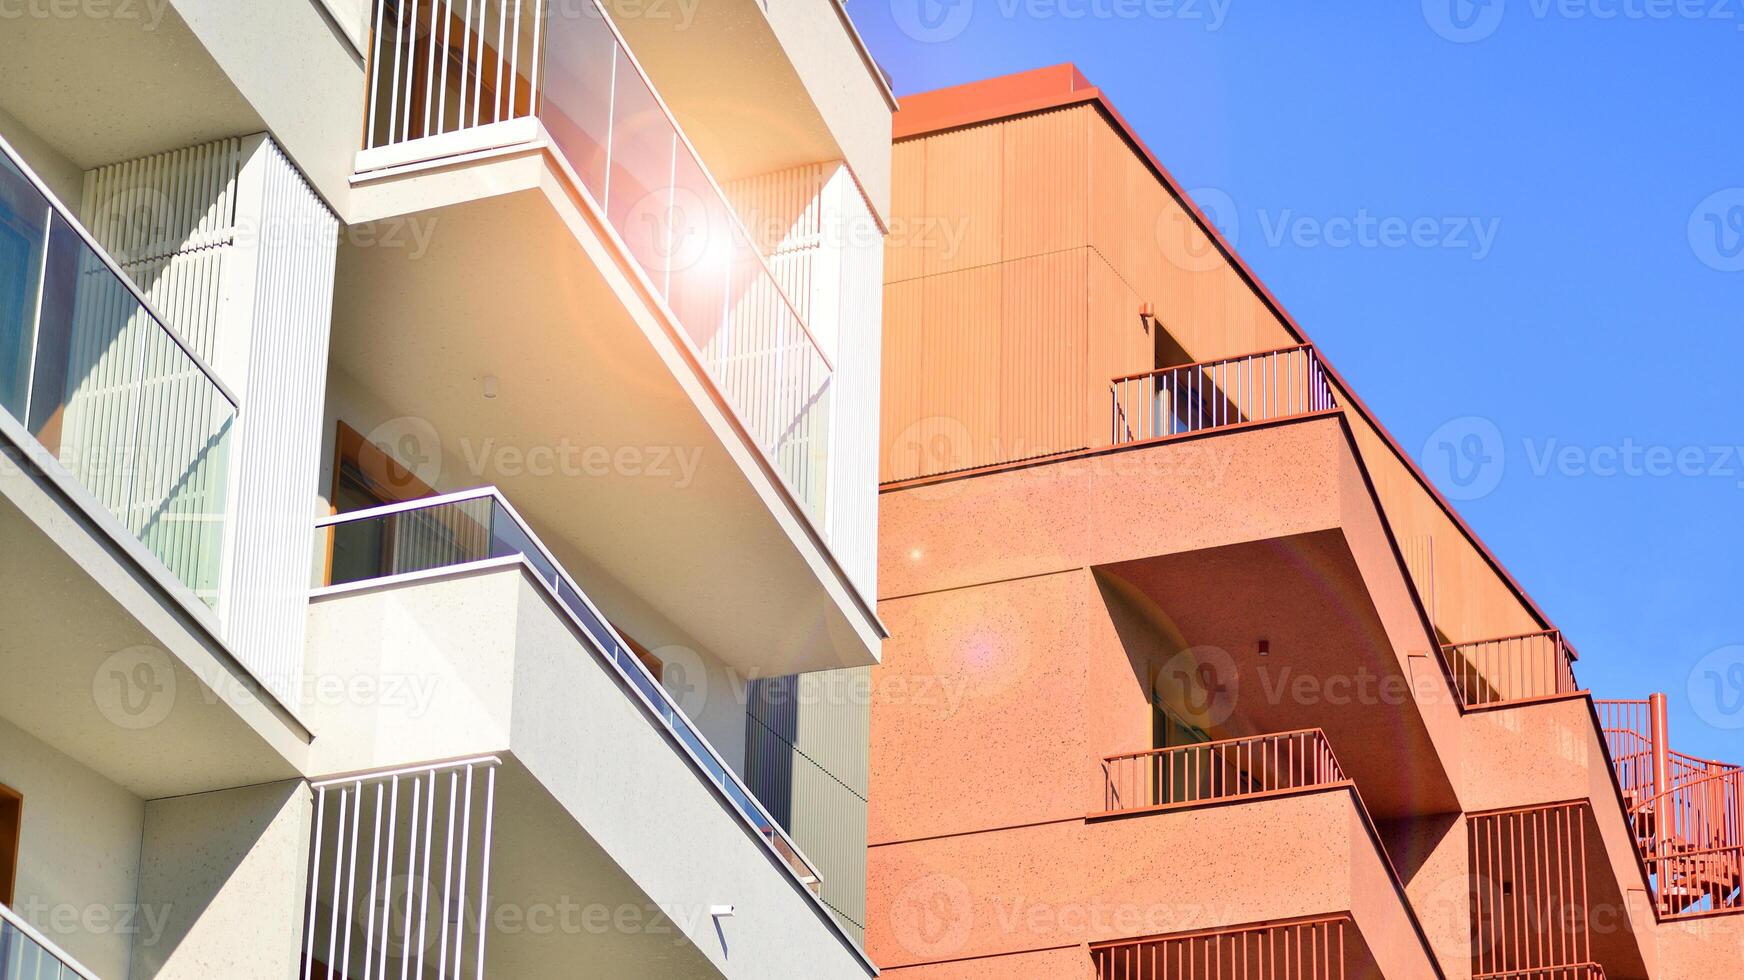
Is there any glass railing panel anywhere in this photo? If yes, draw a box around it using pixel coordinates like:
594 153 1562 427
0 909 95 980
0 141 236 609
531 5 836 529
129 327 233 605
539 7 617 200
0 152 48 420
327 495 496 586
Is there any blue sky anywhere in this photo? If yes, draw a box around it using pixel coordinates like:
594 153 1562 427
848 0 1744 759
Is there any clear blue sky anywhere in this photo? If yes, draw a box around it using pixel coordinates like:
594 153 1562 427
848 0 1744 760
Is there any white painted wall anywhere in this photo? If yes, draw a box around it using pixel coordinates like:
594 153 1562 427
132 780 313 980
0 716 145 980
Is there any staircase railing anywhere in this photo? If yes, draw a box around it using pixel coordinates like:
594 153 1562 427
0 900 102 980
1596 694 1744 919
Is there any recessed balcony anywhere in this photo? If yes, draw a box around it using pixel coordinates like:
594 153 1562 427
1441 630 1582 710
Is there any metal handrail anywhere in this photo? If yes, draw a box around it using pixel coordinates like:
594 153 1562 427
0 131 239 410
0 900 104 980
1101 728 1347 814
1110 342 1317 384
314 488 828 896
1441 629 1579 708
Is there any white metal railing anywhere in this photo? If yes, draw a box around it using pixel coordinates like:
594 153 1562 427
1111 344 1334 446
0 901 103 980
302 757 499 980
0 132 238 609
313 488 827 899
362 0 833 525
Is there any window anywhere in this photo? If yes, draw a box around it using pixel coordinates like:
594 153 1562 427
323 421 439 585
0 782 20 906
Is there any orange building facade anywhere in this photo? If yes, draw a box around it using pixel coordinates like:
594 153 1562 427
868 66 1743 979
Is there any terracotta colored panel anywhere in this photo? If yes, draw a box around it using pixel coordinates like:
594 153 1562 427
887 139 929 284
921 264 1002 473
999 106 1090 262
921 123 1003 277
1000 249 1089 462
881 278 928 482
1086 250 1146 447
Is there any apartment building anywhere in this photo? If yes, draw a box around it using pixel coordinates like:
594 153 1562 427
867 66 1744 979
0 0 890 977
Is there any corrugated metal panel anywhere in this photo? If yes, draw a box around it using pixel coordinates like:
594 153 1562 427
1000 106 1090 263
921 122 1002 278
80 135 337 706
880 278 925 483
920 263 1000 473
1001 248 1089 462
824 167 882 597
745 669 870 945
884 139 927 285
224 136 338 707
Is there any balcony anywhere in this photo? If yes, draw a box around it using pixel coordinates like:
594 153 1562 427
307 489 871 975
335 0 877 677
1110 344 1336 447
1099 729 1348 816
1 901 101 980
1442 630 1581 709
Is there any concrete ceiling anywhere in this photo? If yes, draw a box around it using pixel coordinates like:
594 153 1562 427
0 4 262 172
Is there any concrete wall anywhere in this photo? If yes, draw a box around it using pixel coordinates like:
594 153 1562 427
131 780 312 980
0 716 144 980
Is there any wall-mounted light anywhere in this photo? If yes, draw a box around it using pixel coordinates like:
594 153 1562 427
481 374 499 399
1258 640 1271 657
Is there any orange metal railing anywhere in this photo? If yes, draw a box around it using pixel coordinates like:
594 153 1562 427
1596 694 1744 919
1100 729 1346 815
1474 967 1608 980
1092 915 1351 980
1110 344 1335 446
1441 630 1579 708
1470 802 1595 979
